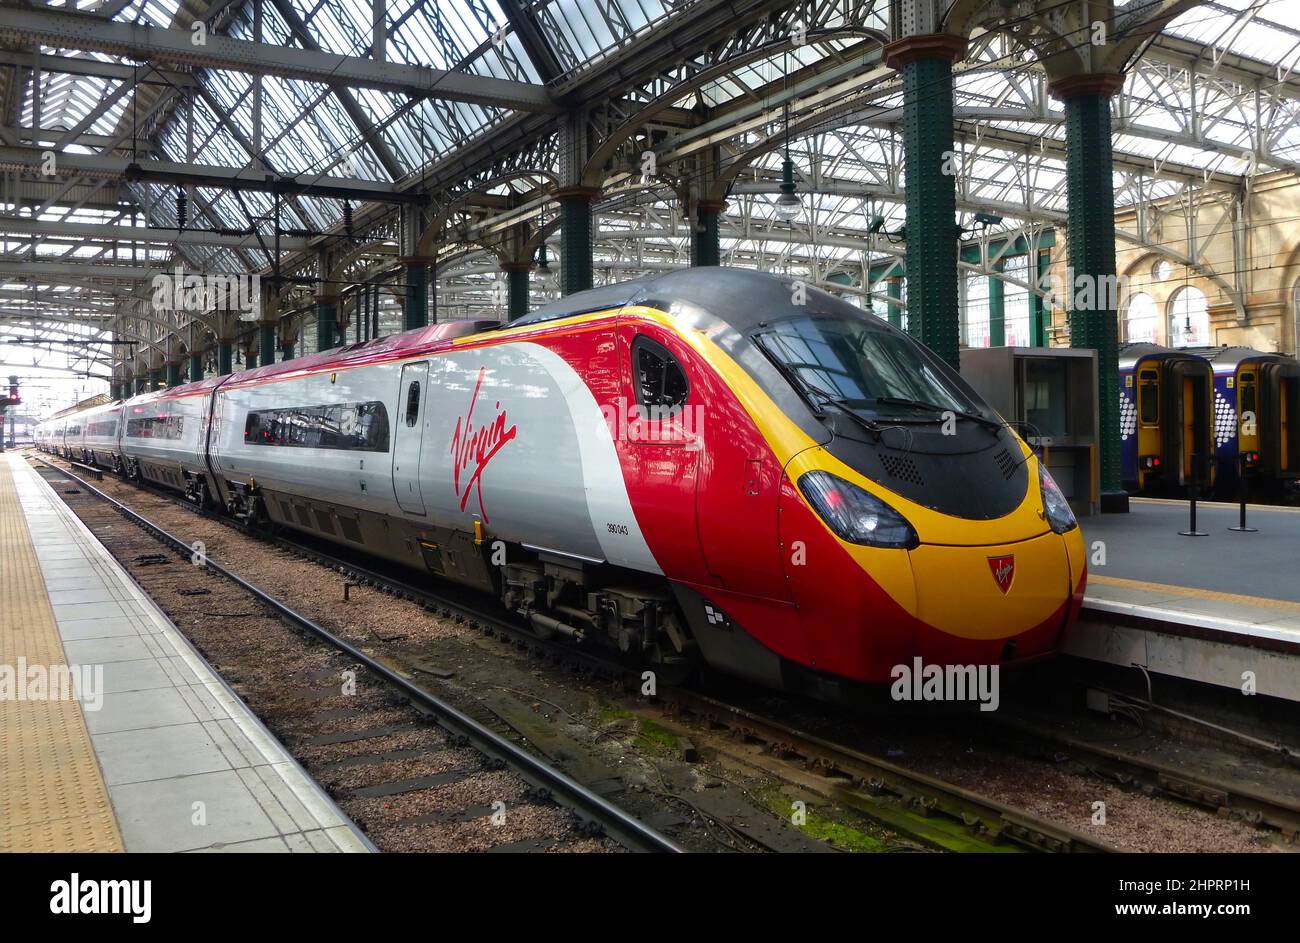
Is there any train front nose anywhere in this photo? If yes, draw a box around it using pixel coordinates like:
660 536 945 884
781 453 1087 684
905 531 1085 667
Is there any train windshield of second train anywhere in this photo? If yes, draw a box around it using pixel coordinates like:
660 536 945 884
751 314 987 424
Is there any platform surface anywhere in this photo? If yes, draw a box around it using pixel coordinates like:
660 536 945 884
0 452 371 853
1078 497 1300 646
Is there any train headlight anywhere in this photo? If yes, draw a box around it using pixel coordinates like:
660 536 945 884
797 471 918 549
1038 463 1077 534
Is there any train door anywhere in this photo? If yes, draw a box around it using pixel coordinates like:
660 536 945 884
1168 358 1211 486
1182 374 1197 479
1238 368 1260 461
393 361 429 514
1260 362 1299 477
1137 367 1161 488
615 323 712 585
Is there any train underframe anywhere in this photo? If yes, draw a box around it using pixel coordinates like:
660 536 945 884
220 471 700 676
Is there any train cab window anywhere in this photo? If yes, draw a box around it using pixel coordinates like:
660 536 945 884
405 381 421 427
1138 369 1159 425
633 336 689 411
1240 373 1256 415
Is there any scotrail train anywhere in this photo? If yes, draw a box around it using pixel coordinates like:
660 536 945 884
37 269 1086 696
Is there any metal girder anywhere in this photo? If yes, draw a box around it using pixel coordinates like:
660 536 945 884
0 146 414 203
0 49 196 87
266 0 405 182
0 216 311 251
497 0 563 83
0 4 558 113
0 259 165 281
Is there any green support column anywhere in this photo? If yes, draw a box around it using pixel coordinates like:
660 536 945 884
1054 73 1127 512
134 376 147 396
166 362 181 387
1031 248 1050 348
556 186 599 296
988 261 1005 347
259 323 277 366
218 341 233 376
885 34 966 370
886 277 903 330
246 348 258 370
148 369 161 391
189 354 203 383
502 261 532 321
281 343 294 361
316 295 337 352
691 200 725 267
402 257 433 330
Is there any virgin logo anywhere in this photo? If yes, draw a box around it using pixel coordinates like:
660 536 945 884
987 555 1015 594
451 367 517 523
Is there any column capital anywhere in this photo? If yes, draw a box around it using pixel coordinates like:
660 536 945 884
1048 72 1125 100
399 255 438 266
314 292 339 305
696 199 728 214
500 260 534 273
553 184 602 202
883 33 967 69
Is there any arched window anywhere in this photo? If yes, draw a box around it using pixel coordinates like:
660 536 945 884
1168 286 1209 347
1124 292 1158 343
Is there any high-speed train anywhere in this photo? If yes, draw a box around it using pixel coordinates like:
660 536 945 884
38 269 1086 693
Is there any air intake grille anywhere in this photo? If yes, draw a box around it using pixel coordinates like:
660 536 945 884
994 448 1017 480
880 453 923 485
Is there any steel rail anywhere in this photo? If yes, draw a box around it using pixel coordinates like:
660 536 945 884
35 456 684 854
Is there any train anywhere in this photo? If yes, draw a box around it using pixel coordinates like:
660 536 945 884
1118 343 1216 494
1118 342 1299 500
37 269 1087 696
1189 346 1299 499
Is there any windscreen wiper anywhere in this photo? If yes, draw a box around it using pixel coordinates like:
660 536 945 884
874 396 1003 431
751 334 883 440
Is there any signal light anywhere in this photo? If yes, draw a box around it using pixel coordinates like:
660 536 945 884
1140 455 1161 470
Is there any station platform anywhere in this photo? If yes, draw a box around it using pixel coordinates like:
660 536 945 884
1069 498 1300 700
0 452 372 853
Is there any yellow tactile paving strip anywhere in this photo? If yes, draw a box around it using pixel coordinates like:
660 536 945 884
1090 573 1300 614
0 458 123 852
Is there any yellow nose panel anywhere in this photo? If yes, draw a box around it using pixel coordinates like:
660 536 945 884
909 532 1071 640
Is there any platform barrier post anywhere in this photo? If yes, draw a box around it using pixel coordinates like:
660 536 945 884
1229 453 1258 533
1180 452 1208 537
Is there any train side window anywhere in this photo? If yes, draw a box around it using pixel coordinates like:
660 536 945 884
405 381 421 427
633 336 689 411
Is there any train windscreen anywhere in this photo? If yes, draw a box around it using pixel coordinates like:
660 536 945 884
752 315 985 422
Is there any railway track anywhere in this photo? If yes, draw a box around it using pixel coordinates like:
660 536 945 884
33 456 681 854
38 451 1300 852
